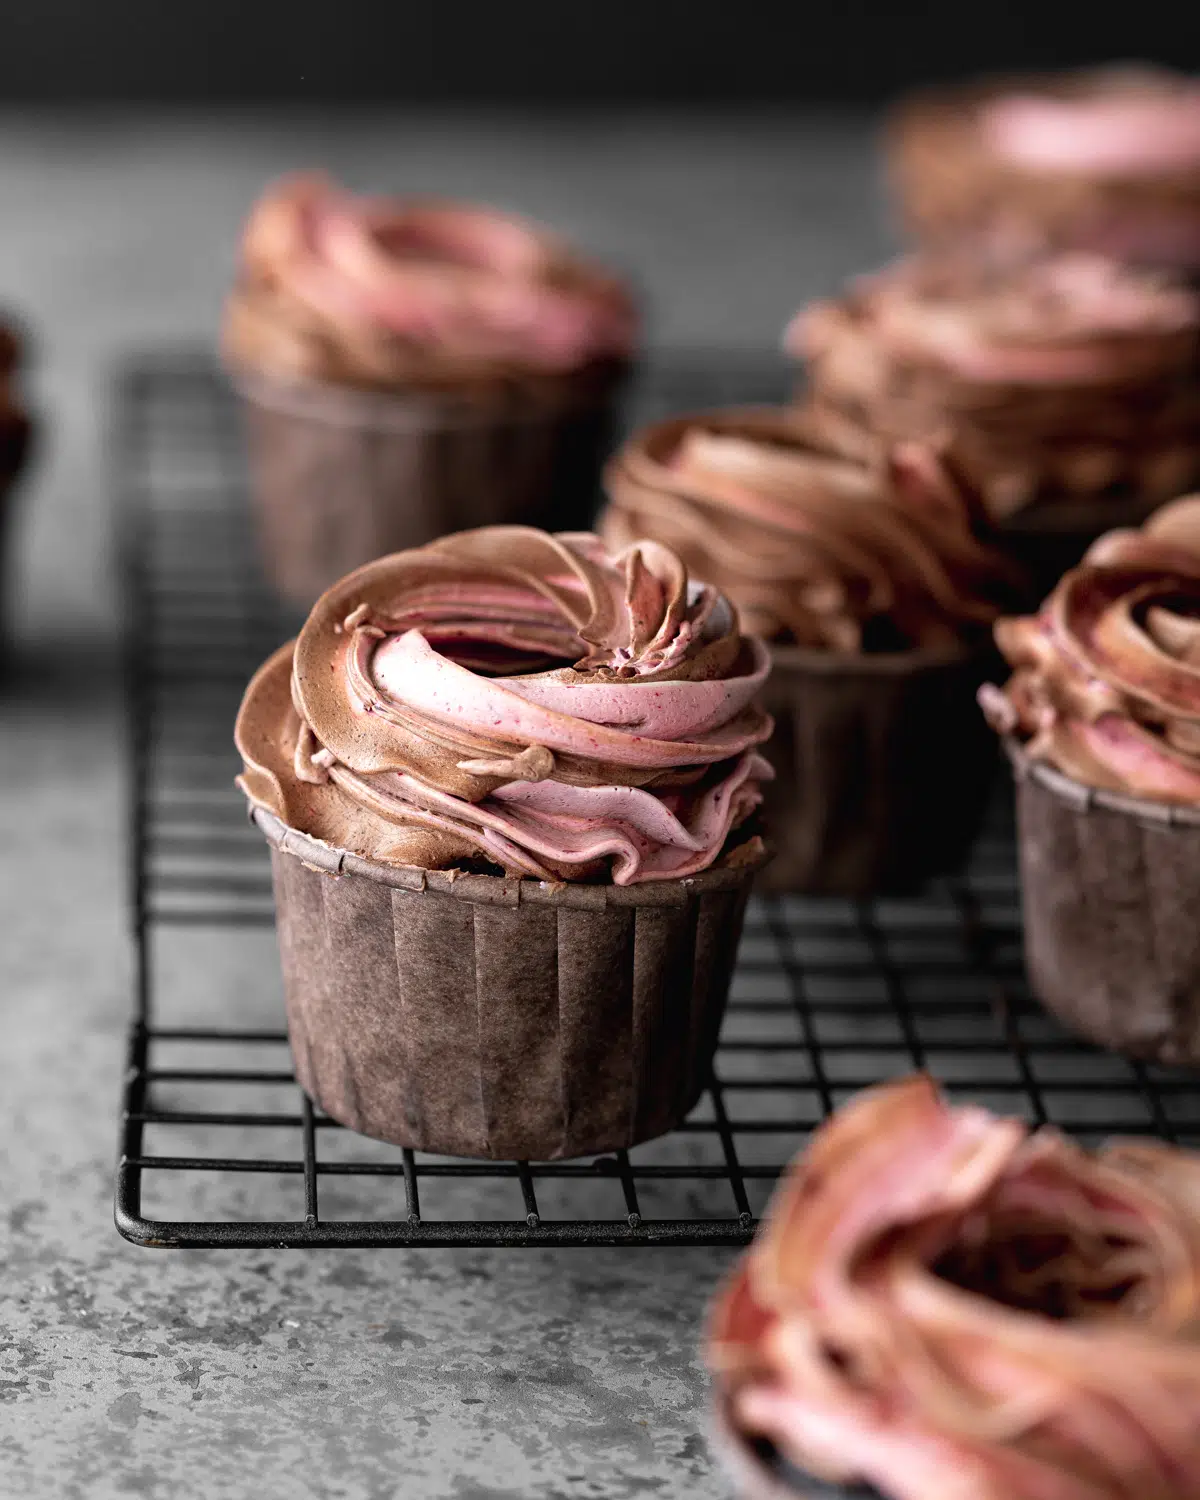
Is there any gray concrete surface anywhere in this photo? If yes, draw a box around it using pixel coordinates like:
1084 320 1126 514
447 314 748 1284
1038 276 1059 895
0 111 886 1500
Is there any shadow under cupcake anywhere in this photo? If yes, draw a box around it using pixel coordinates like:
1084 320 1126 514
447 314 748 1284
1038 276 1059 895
0 320 34 661
982 493 1200 1068
222 175 636 607
235 526 772 1160
790 250 1200 601
601 407 1020 896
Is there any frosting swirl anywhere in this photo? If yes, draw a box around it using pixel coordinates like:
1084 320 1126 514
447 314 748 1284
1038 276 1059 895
236 527 773 884
793 253 1200 518
889 68 1200 271
709 1075 1200 1500
222 174 636 388
601 408 1016 650
982 495 1200 803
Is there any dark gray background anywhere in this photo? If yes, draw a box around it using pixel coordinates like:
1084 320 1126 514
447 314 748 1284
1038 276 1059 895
2 0 1197 103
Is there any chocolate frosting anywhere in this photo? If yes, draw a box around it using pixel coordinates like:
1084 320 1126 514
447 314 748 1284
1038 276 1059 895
982 494 1200 803
794 252 1200 518
889 66 1200 271
601 407 1016 650
235 527 773 883
222 174 637 390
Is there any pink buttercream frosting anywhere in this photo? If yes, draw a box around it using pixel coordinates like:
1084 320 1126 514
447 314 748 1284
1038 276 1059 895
223 174 637 385
983 87 1200 178
236 527 773 884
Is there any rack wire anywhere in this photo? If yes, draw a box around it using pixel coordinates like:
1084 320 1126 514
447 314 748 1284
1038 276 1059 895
113 350 1196 1252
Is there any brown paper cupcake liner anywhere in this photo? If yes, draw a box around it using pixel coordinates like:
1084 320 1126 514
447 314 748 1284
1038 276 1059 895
1009 740 1200 1067
759 642 998 897
0 413 35 658
251 806 769 1160
234 365 624 607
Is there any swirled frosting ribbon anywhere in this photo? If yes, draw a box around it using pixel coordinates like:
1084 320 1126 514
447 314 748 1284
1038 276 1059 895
709 1075 1200 1500
890 68 1200 271
602 408 1016 650
793 253 1200 517
236 527 773 884
981 495 1200 802
222 174 636 386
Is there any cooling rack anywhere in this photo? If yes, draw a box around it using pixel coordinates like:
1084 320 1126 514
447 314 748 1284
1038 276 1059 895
113 350 1196 1251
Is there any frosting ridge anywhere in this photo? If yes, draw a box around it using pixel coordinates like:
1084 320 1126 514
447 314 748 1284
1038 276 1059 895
223 174 636 387
602 408 1017 649
981 495 1200 801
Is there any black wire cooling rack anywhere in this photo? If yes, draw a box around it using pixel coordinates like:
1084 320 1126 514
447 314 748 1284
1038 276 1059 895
113 350 1198 1252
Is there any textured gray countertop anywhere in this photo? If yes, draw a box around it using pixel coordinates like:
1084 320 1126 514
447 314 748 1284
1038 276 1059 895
0 111 885 1500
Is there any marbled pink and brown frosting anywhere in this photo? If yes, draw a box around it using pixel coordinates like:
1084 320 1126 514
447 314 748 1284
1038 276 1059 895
981 495 1200 802
792 252 1200 519
601 408 1015 651
889 67 1200 273
709 1076 1200 1500
222 174 637 389
236 527 773 884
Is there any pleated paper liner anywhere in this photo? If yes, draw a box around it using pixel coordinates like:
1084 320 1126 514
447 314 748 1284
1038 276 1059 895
233 362 625 608
758 641 998 896
711 1394 880 1500
251 806 770 1161
1008 741 1200 1069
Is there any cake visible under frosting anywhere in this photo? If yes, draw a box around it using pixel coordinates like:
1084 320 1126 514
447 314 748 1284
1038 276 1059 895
236 527 773 884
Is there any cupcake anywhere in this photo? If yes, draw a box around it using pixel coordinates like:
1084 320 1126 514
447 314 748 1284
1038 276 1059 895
0 321 33 648
888 66 1200 275
791 251 1200 597
602 408 1017 894
708 1075 1200 1500
981 496 1200 1065
235 526 773 1160
223 175 636 605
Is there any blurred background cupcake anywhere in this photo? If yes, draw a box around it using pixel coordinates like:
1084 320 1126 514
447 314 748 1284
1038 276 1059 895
602 406 1018 893
223 174 638 605
887 65 1200 276
707 1076 1200 1499
790 250 1200 597
982 495 1200 1066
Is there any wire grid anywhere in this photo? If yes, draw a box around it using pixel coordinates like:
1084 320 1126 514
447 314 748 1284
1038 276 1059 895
113 350 1197 1252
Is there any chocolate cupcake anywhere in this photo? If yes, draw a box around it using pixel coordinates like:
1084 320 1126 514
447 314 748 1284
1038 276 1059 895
982 496 1200 1066
235 526 773 1159
708 1075 1200 1500
792 251 1200 598
602 408 1017 894
887 66 1200 276
0 321 33 653
223 175 636 605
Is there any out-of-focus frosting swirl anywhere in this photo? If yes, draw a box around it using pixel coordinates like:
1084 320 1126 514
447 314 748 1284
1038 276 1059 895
222 174 637 388
889 68 1200 272
709 1075 1200 1500
981 495 1200 803
236 527 773 884
601 408 1016 651
793 253 1200 518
